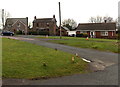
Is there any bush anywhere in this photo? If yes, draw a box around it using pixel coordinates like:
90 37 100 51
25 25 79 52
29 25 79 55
39 31 49 35
28 31 49 35
76 33 88 37
16 30 23 35
28 31 38 35
83 33 88 37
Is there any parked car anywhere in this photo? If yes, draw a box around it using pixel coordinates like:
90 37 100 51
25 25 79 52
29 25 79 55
1 31 14 36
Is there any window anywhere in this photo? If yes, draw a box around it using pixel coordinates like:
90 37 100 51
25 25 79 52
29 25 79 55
46 23 49 26
47 29 49 31
17 28 19 31
101 31 108 36
37 23 39 27
17 23 20 27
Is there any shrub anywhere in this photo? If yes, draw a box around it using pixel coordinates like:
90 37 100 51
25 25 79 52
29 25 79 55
76 33 83 37
16 30 23 35
76 33 88 37
39 31 49 35
28 31 49 35
28 31 38 35
83 33 88 37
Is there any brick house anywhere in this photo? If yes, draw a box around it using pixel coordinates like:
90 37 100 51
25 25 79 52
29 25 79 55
56 26 69 36
32 15 57 36
4 17 28 35
76 23 117 39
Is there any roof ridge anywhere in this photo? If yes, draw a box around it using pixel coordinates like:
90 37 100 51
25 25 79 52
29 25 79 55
7 18 26 19
79 22 116 25
36 18 53 19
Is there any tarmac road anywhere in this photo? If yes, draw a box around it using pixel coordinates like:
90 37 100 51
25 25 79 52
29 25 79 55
2 36 119 85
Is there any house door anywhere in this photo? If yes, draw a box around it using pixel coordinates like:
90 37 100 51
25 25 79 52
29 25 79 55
90 31 95 38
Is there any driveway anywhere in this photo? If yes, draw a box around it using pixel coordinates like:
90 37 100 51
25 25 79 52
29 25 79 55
2 36 118 85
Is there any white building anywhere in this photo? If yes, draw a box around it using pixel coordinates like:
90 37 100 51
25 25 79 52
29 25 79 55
67 30 76 36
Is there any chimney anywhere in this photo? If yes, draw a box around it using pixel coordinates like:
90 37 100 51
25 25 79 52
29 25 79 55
26 17 28 26
104 17 107 23
104 20 107 23
53 15 55 18
34 16 36 20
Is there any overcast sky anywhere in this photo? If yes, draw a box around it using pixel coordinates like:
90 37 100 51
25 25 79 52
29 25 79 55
118 1 120 25
0 0 119 26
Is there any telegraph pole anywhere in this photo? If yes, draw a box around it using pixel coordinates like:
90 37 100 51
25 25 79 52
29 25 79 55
2 9 4 29
59 2 62 39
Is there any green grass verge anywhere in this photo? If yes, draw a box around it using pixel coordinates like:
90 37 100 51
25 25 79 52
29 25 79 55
36 36 118 53
2 38 89 79
36 36 117 42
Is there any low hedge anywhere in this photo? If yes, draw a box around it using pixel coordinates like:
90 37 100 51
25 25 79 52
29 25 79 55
76 33 88 37
28 31 49 35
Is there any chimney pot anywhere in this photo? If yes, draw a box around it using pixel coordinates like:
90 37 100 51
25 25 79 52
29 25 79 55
34 16 36 20
53 15 55 18
104 20 107 23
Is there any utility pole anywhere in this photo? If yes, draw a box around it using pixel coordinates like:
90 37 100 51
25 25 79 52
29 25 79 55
59 2 62 39
2 9 4 29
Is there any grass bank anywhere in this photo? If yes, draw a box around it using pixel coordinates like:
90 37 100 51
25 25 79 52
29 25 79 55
2 38 88 79
36 36 118 53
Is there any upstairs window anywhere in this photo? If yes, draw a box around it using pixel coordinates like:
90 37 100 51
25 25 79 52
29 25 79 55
46 23 49 26
17 23 20 27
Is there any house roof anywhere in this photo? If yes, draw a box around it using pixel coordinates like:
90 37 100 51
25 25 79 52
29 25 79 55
77 23 116 31
62 27 70 31
5 18 28 26
33 18 57 23
56 26 70 31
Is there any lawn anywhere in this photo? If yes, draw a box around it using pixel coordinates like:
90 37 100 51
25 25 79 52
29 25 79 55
36 36 118 53
2 38 89 79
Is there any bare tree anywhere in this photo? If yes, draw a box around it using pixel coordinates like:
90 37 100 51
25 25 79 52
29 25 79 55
103 16 114 23
62 18 77 30
28 22 33 28
89 17 95 23
89 16 102 23
89 16 114 23
1 9 11 29
96 16 102 23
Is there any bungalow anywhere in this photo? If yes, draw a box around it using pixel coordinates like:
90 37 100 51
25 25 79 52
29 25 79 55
76 23 117 39
4 17 28 35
